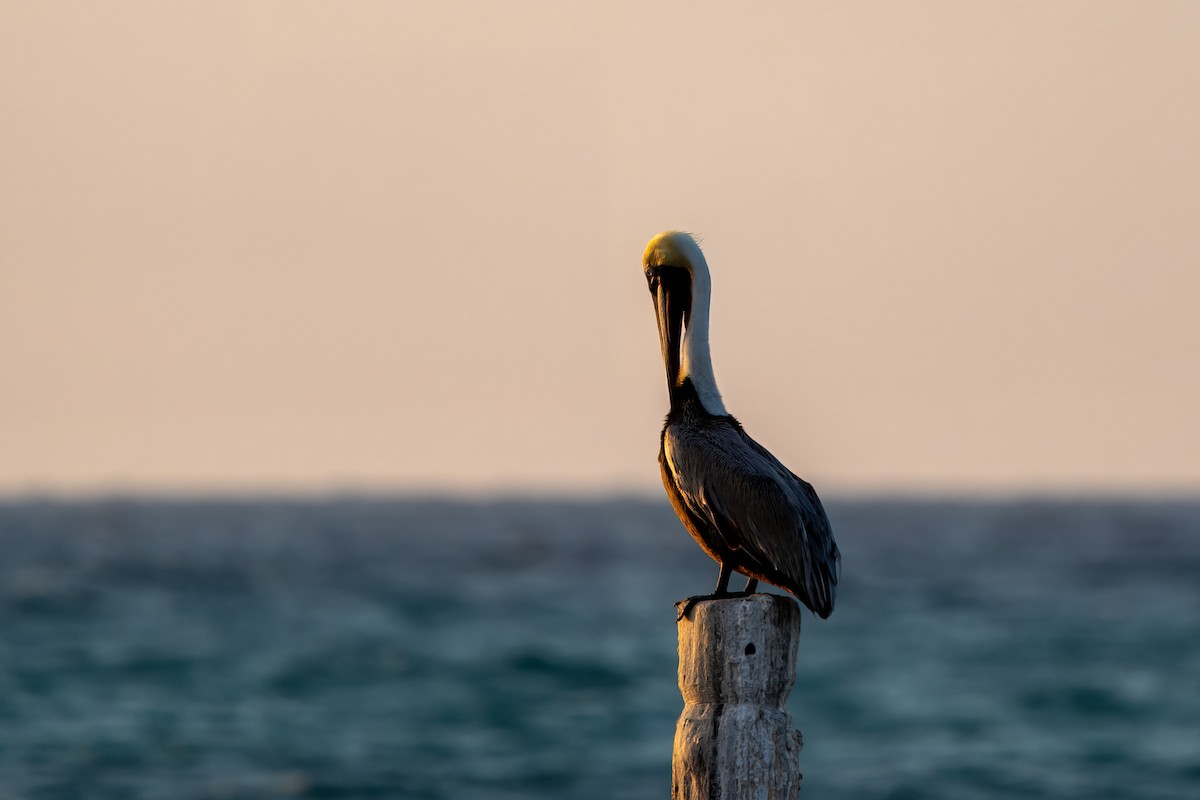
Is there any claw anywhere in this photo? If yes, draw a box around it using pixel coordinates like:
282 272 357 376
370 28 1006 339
674 589 758 621
675 595 703 620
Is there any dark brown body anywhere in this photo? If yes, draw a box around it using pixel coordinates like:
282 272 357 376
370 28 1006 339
659 379 838 618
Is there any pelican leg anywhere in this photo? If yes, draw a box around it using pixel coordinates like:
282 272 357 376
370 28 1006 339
714 562 734 595
676 563 747 620
742 578 759 594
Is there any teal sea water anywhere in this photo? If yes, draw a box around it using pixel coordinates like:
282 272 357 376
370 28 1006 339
0 497 1197 799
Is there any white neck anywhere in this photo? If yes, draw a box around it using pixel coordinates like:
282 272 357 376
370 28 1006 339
681 257 728 416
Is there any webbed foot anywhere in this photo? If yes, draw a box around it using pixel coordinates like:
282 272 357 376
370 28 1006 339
674 589 757 621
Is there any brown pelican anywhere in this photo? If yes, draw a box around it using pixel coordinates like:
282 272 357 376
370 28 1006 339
643 231 840 619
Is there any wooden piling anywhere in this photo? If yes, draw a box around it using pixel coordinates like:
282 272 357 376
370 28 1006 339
672 593 804 800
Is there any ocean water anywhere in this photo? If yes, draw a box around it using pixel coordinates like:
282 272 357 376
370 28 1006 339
0 497 1197 800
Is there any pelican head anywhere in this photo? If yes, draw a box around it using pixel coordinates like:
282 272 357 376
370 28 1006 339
643 231 725 415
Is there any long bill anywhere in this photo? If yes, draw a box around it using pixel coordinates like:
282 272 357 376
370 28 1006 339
653 272 690 393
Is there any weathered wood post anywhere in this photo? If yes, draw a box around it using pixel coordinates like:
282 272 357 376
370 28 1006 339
673 593 804 799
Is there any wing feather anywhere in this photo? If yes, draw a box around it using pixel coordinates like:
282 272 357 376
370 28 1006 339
664 420 840 617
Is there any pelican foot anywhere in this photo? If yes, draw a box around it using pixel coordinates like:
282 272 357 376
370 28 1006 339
674 590 757 621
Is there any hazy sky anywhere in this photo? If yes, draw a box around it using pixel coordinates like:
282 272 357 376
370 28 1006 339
2 2 1198 495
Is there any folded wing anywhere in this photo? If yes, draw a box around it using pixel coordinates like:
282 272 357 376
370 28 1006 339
664 420 840 617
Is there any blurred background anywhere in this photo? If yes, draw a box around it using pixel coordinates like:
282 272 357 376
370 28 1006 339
1 3 1198 799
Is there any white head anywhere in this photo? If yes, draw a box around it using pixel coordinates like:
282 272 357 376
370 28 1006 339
642 231 727 415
